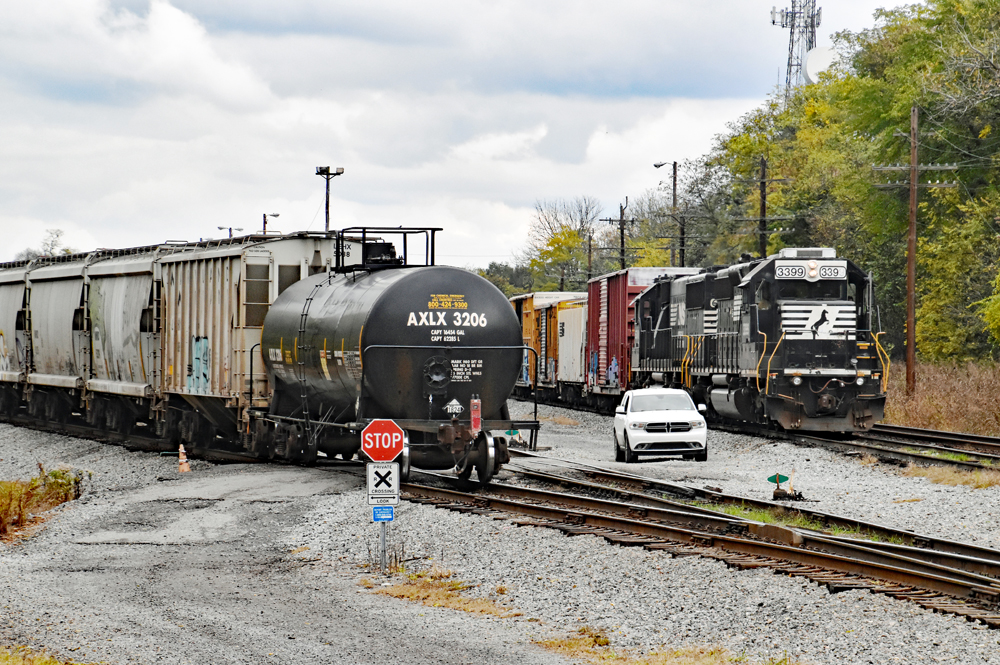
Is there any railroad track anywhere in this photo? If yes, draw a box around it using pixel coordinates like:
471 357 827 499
404 463 1000 628
0 414 265 464
790 423 1000 471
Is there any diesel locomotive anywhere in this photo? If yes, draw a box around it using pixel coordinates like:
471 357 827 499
0 227 535 484
511 247 887 432
632 247 887 431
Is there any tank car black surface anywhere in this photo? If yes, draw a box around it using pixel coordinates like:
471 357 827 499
261 260 529 482
632 247 887 432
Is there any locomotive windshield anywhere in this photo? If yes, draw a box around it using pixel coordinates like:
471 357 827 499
777 279 851 301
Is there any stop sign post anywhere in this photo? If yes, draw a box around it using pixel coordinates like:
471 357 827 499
361 419 405 462
361 419 405 574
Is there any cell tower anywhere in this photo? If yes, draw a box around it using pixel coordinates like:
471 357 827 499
771 0 822 97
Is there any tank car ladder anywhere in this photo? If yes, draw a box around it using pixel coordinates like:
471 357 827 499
294 274 335 456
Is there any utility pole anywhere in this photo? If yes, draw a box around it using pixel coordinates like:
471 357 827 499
872 105 958 396
759 157 768 258
586 233 593 281
672 161 686 267
907 105 919 397
600 198 635 270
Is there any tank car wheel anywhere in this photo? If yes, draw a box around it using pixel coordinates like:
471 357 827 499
399 444 411 482
623 433 636 464
473 433 495 486
613 431 625 462
252 419 275 459
115 402 136 436
456 454 474 481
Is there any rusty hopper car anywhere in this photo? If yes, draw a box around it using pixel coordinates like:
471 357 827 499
0 227 536 484
632 247 888 432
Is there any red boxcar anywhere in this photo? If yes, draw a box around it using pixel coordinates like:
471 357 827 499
586 267 699 400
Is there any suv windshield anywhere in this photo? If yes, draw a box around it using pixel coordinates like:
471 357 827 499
630 393 694 412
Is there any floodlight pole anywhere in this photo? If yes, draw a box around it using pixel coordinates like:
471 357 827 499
316 167 345 233
263 213 279 234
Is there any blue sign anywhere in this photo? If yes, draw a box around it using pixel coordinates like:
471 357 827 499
372 506 394 522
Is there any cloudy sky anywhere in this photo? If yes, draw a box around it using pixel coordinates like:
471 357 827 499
1 0 894 266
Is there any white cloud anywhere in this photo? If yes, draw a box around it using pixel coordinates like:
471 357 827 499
0 0 893 266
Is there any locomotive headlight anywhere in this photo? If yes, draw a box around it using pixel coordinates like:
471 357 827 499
808 261 818 269
791 376 803 386
856 377 865 386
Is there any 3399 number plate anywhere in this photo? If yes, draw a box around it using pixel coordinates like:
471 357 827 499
775 265 806 279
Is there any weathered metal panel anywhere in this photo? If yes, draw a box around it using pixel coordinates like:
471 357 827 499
89 274 154 383
29 279 84 376
0 282 26 374
161 256 241 397
557 304 586 383
587 268 679 391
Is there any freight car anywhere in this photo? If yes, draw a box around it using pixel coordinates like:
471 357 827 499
633 247 887 431
510 268 697 412
511 248 887 433
0 228 535 484
510 292 585 403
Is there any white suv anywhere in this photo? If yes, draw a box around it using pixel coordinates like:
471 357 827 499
613 388 708 463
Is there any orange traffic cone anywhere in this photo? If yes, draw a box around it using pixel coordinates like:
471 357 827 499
178 444 191 473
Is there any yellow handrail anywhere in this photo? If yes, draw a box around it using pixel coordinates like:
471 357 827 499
681 335 691 387
765 331 786 396
755 330 768 392
874 332 890 393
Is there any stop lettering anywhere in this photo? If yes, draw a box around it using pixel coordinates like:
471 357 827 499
361 419 406 462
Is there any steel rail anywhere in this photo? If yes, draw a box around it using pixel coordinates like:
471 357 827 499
474 475 1000 584
857 433 1000 465
401 482 1000 613
791 433 992 470
872 423 1000 452
505 450 1000 567
0 413 263 464
505 465 1000 579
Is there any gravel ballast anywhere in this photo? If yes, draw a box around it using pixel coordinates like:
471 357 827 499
3 408 1000 664
310 400 1000 664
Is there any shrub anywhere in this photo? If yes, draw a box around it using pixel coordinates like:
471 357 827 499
0 464 88 538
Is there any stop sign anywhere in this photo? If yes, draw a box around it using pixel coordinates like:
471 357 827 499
361 419 406 462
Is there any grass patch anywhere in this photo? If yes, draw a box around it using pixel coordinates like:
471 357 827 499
687 501 825 532
370 567 521 618
689 500 913 543
1 465 88 540
901 463 1000 489
0 646 88 665
884 361 1000 436
537 627 800 664
903 447 972 463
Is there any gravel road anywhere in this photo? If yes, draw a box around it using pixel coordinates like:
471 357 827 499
3 408 1000 664
0 425 570 665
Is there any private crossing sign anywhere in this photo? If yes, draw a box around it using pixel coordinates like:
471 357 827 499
367 462 400 506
